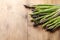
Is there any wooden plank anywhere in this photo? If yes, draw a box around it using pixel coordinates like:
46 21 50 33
28 0 60 40
0 0 28 40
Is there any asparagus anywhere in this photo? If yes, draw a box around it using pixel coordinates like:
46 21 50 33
24 4 54 10
25 4 60 31
42 16 60 28
34 6 53 10
30 7 59 18
31 16 45 26
30 13 49 18
47 18 60 30
31 8 60 28
33 4 55 9
32 6 59 15
40 9 60 23
33 5 56 12
47 22 60 30
31 16 44 22
24 5 35 9
46 18 60 28
52 23 60 30
33 21 41 26
33 4 55 6
46 20 58 28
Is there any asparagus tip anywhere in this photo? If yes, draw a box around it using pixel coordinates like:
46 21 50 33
24 5 35 9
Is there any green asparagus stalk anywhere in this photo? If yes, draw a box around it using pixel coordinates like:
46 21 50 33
48 18 60 30
33 4 55 9
45 16 60 30
33 4 55 6
46 18 60 29
52 23 60 30
24 4 54 9
46 20 58 28
31 9 60 27
30 8 58 18
34 6 53 10
31 16 45 26
42 16 60 28
40 9 60 23
47 22 60 30
30 13 49 18
32 6 59 15
31 16 44 22
33 20 41 26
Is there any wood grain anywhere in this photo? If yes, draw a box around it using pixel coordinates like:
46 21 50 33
28 0 60 40
0 0 28 40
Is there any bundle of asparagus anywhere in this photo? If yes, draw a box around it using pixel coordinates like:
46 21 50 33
24 4 60 31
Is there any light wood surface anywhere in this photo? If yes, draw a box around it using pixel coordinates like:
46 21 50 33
0 0 60 40
0 0 27 40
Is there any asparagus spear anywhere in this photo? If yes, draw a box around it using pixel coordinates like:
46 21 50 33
31 9 60 26
30 7 59 18
46 18 60 29
33 5 56 12
33 4 55 6
33 21 41 27
32 6 59 15
30 13 49 18
31 16 45 26
47 18 60 30
24 4 54 10
34 6 53 10
52 23 60 30
31 16 44 22
24 5 35 9
46 20 58 28
42 16 60 28
33 4 60 9
40 9 60 23
47 22 60 30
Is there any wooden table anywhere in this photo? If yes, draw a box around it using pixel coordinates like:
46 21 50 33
0 0 60 40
